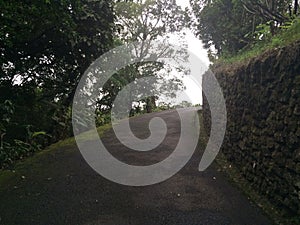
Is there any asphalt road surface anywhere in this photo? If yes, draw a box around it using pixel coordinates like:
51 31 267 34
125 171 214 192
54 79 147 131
0 109 273 225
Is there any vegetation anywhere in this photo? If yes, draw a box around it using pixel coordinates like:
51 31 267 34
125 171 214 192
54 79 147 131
220 17 300 63
0 0 188 167
112 0 187 113
190 0 300 60
0 1 299 223
0 0 115 168
1 0 298 169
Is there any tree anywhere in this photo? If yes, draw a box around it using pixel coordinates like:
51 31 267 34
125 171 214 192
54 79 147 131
107 0 188 113
240 0 293 35
0 0 115 167
191 0 259 55
1 0 114 105
190 0 298 56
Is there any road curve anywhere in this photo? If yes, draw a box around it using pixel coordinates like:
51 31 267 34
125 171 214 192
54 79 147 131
0 109 272 225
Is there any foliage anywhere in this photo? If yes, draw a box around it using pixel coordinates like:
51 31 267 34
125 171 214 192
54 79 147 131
115 0 186 41
191 0 299 57
110 0 188 112
0 0 188 166
241 0 290 24
191 0 259 55
0 0 115 167
219 16 300 63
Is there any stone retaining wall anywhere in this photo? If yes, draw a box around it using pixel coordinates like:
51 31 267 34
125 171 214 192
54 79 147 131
203 41 300 217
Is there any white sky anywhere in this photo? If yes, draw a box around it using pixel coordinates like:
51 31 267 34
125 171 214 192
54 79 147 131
176 0 190 8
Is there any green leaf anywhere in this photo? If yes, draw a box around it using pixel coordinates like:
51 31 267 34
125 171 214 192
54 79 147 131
32 131 47 138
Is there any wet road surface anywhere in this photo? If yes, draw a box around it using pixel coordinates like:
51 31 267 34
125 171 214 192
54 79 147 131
0 109 272 225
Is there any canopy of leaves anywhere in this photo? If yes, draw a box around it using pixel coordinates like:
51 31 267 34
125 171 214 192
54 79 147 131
108 0 188 112
191 0 299 56
0 0 114 167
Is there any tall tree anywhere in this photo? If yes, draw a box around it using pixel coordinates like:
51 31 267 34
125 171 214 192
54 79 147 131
110 0 188 112
0 0 115 166
191 0 258 55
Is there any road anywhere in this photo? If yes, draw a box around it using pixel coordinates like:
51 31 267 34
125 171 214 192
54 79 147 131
0 109 272 225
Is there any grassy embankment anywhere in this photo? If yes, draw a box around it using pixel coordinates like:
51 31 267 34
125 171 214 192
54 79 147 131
219 18 300 64
0 124 111 189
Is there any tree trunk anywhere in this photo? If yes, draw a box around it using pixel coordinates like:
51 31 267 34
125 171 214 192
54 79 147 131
295 0 299 15
289 4 293 17
145 96 156 113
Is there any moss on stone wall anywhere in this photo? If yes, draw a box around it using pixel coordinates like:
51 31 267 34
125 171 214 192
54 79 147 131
203 40 300 223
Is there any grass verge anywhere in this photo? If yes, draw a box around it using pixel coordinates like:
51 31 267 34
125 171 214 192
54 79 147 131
219 18 300 64
0 124 112 188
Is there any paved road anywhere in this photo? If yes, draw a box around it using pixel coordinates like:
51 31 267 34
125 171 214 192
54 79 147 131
0 109 272 225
